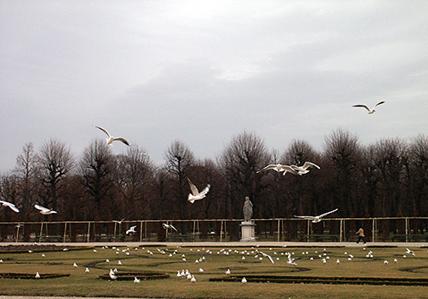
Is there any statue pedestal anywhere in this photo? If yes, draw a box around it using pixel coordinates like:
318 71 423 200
240 221 256 242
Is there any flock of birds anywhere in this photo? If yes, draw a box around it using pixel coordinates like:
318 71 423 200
0 101 386 230
18 242 417 285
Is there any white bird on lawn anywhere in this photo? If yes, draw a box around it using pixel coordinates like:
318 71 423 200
35 272 40 279
294 208 338 223
134 277 140 283
34 204 57 215
0 198 20 213
187 178 210 203
257 164 298 176
353 100 385 114
162 223 178 232
126 226 137 235
241 277 247 284
290 162 321 175
109 269 117 280
96 126 130 146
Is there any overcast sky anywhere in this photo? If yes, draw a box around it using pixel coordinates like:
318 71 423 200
1 0 427 172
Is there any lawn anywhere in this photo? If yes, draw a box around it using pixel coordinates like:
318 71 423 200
0 245 427 298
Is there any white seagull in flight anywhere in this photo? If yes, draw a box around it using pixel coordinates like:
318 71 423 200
352 100 385 114
126 226 137 235
257 164 298 176
162 223 178 232
290 162 321 175
96 126 130 146
294 208 338 223
0 198 20 213
187 178 210 203
34 204 57 215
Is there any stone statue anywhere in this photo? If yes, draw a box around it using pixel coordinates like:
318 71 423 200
243 196 253 222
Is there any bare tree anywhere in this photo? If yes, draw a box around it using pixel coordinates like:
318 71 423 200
164 140 194 220
80 140 116 220
324 129 362 217
220 132 270 218
372 138 408 216
408 135 428 216
38 139 73 213
281 140 321 217
14 143 38 219
116 146 155 219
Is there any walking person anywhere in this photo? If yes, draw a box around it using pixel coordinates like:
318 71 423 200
356 227 366 244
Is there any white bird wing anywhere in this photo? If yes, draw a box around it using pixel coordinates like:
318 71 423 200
302 162 320 170
96 126 111 137
198 184 210 197
0 200 19 213
112 137 130 146
187 178 199 195
352 104 370 112
294 215 315 221
34 204 50 213
257 164 280 173
318 208 338 218
375 100 385 107
283 165 299 175
260 252 275 264
8 204 20 213
162 223 168 230
169 224 178 232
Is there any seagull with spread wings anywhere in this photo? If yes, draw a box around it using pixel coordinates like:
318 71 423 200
162 223 178 232
0 198 20 213
352 100 385 114
34 204 57 215
96 126 130 146
187 178 210 203
294 208 338 223
257 164 298 175
126 225 137 235
290 162 321 175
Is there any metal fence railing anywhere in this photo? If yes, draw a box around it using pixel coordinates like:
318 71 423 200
0 217 427 243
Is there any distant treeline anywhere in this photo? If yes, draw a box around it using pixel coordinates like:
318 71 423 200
0 130 427 222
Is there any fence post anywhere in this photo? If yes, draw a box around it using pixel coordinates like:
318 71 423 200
39 222 44 243
87 222 91 242
405 217 409 243
277 219 281 242
63 222 67 243
15 224 20 243
372 218 375 243
307 220 310 242
220 220 223 242
139 221 143 242
339 219 343 242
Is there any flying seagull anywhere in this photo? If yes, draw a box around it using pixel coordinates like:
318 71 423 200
257 164 298 175
294 208 338 223
352 101 385 114
126 225 137 235
162 223 178 232
290 162 320 175
96 126 130 146
0 198 20 213
34 204 57 215
187 178 210 203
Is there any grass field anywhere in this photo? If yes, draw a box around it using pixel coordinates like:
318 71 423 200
0 244 427 298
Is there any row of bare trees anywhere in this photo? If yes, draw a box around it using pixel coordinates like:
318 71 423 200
1 130 427 222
